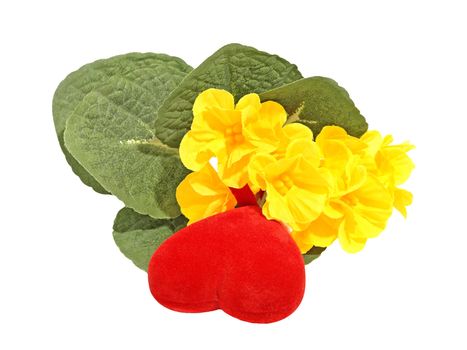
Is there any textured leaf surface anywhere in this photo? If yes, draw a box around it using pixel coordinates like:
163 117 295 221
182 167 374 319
53 53 192 193
113 207 187 271
260 77 368 138
156 43 303 147
64 70 191 218
303 246 326 265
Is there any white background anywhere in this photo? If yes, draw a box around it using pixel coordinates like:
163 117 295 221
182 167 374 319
1 0 466 349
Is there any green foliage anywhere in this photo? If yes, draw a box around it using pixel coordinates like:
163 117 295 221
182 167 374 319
155 43 303 147
260 77 368 137
303 246 327 265
53 53 192 193
64 80 189 219
113 207 187 271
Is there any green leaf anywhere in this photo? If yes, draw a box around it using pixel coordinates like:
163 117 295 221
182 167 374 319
63 65 192 219
260 77 368 138
113 207 187 271
155 43 303 147
303 246 326 265
53 53 193 193
57 136 108 194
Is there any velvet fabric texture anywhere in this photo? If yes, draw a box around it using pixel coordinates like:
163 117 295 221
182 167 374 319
148 206 305 323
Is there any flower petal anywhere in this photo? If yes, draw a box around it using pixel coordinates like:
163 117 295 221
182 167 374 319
317 125 367 154
286 138 322 167
198 108 242 132
342 175 393 238
337 220 367 253
176 163 236 224
319 139 353 175
286 186 327 229
283 123 314 140
290 230 314 253
393 187 413 218
272 123 313 159
218 151 251 188
179 131 215 171
360 130 383 157
317 125 349 140
193 88 234 120
263 157 299 184
377 144 415 185
248 153 276 190
242 101 286 152
353 174 393 211
236 93 261 119
293 157 329 192
259 101 287 127
300 214 340 247
262 185 296 227
323 201 345 219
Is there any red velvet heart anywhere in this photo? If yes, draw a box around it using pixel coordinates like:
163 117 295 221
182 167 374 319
148 206 305 323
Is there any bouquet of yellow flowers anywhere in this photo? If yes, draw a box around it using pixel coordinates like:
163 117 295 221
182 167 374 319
177 88 414 254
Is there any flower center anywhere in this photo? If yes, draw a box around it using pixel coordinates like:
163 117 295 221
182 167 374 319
273 175 294 195
342 194 358 206
225 125 244 145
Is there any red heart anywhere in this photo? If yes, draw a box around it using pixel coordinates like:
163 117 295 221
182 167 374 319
148 206 305 323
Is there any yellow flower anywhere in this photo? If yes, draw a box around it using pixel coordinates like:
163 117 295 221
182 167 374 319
361 131 415 217
290 126 394 253
315 125 369 160
247 122 314 193
175 163 237 225
336 174 394 252
249 138 330 231
315 128 367 196
291 214 341 252
272 122 314 159
179 88 287 188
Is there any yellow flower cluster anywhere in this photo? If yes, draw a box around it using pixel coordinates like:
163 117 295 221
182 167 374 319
176 88 414 253
289 127 414 253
